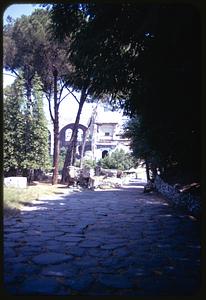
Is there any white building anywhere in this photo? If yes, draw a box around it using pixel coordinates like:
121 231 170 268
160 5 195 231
49 103 131 161
90 105 131 160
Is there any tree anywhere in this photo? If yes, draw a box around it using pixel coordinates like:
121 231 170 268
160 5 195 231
50 3 201 182
4 7 108 184
49 3 155 99
29 74 51 175
60 85 87 183
45 5 105 182
124 116 164 180
49 3 156 182
4 75 50 179
4 77 25 176
3 9 73 184
123 5 201 181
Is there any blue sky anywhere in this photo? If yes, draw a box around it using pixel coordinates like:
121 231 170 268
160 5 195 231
3 3 40 23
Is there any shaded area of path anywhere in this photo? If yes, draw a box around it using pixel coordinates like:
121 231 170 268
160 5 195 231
3 180 201 296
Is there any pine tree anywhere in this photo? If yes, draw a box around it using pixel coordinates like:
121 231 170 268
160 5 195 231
4 75 50 179
30 74 50 172
4 77 26 175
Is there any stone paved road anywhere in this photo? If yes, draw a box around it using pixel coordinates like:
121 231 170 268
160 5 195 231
3 180 201 296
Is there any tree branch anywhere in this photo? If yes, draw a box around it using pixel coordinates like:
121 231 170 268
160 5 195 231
65 86 80 104
58 90 73 105
3 72 18 79
7 69 22 79
29 73 35 82
57 79 67 103
46 93 55 123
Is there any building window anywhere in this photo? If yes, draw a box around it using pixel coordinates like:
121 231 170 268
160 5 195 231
105 132 110 136
102 150 109 158
65 129 72 141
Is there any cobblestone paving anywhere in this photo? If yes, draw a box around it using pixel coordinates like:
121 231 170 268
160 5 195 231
3 180 201 296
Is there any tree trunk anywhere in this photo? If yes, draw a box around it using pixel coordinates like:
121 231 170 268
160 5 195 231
52 67 59 185
145 159 150 181
151 166 157 179
25 80 32 166
61 87 87 183
52 115 60 184
79 103 98 168
80 130 88 169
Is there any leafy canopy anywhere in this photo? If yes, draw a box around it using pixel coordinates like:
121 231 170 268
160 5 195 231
50 3 201 178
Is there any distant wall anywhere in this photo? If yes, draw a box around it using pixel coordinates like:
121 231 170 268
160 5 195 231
154 175 201 217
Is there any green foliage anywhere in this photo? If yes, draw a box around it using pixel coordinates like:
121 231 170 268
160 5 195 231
4 75 50 175
30 75 50 170
58 147 67 172
98 149 136 170
82 159 96 169
47 155 53 172
4 76 26 173
74 159 81 168
124 116 164 169
3 9 70 95
3 9 74 183
50 4 201 179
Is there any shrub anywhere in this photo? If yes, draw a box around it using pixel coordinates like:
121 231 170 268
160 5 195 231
98 149 136 170
82 159 96 169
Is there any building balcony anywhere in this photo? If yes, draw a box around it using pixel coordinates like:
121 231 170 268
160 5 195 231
97 137 130 143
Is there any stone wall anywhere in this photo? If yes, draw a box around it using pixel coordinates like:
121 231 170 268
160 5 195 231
154 175 201 217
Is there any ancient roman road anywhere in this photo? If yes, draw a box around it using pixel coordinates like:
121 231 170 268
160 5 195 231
4 180 201 296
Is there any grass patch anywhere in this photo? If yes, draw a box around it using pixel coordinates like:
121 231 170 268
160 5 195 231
4 183 68 216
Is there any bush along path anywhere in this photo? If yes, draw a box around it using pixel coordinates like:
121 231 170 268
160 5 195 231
3 180 201 296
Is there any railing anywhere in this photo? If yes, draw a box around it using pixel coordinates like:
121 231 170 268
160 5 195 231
97 137 129 143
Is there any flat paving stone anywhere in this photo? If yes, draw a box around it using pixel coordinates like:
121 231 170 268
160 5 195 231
4 274 18 285
67 247 86 257
42 231 64 237
4 181 201 296
15 246 42 255
41 270 69 277
32 253 73 265
100 243 125 250
88 248 111 258
5 256 28 264
113 247 130 257
126 266 149 277
73 256 99 267
66 275 94 291
65 242 79 248
6 232 25 240
45 245 66 252
79 240 101 248
4 228 25 233
98 274 134 289
4 247 16 257
100 256 125 269
12 263 39 276
55 235 83 242
23 235 52 242
18 277 60 294
41 263 78 277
